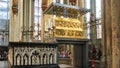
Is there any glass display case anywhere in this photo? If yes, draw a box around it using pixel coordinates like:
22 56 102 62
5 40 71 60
43 2 90 67
43 3 89 42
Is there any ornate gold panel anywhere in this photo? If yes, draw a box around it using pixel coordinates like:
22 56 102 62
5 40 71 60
54 17 84 38
43 3 90 39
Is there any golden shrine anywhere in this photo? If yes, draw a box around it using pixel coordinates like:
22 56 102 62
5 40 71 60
43 3 90 68
43 3 90 40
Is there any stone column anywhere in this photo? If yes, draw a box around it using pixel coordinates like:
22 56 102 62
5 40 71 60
102 0 112 68
105 0 112 68
111 0 120 68
102 0 120 68
9 0 23 42
23 0 30 42
102 0 113 68
41 0 48 42
29 0 34 42
100 0 106 67
41 10 44 42
22 0 34 42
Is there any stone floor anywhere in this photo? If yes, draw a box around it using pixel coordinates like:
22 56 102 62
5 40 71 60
0 63 81 68
0 62 77 68
0 61 75 68
59 64 79 68
0 61 8 68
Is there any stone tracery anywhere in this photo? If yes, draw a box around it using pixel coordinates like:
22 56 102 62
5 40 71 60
13 46 57 65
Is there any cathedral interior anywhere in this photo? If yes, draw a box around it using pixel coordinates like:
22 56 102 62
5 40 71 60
0 0 120 68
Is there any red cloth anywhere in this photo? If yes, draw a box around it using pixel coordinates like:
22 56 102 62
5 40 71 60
91 59 95 68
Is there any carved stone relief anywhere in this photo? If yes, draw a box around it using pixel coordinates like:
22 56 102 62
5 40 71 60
13 46 57 65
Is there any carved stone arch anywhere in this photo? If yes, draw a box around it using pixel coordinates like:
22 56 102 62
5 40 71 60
50 47 54 52
42 53 48 64
23 54 29 65
14 48 21 54
16 54 21 65
23 47 29 53
22 48 30 58
15 52 21 58
14 49 22 62
14 48 19 53
49 53 54 64
22 52 29 57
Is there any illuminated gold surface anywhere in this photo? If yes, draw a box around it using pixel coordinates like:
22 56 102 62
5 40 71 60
43 3 89 39
54 17 84 38
55 17 80 23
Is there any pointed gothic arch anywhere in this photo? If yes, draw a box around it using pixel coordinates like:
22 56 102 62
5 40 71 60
49 53 54 64
23 54 29 65
43 53 48 64
16 54 21 65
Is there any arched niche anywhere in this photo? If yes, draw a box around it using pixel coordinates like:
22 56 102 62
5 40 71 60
43 53 48 64
23 54 29 65
16 54 21 65
49 53 54 64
